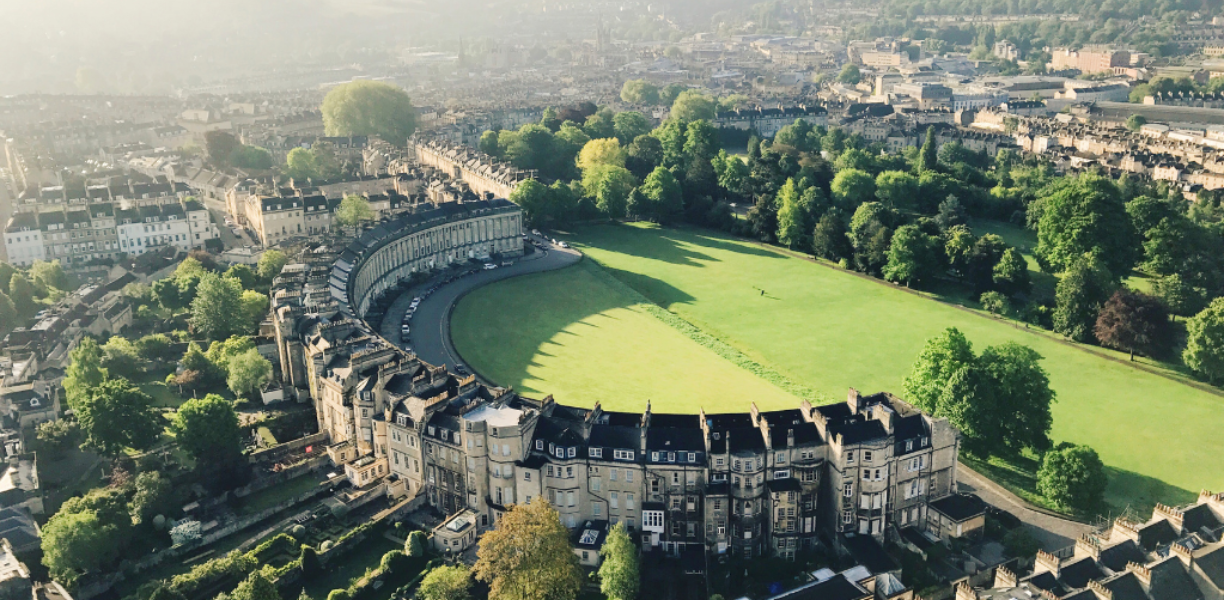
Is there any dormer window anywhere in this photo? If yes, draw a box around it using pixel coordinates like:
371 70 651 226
567 447 576 458
536 440 543 450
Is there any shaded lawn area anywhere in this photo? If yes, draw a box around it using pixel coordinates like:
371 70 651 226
236 473 324 515
457 222 1223 509
299 538 402 600
452 260 797 414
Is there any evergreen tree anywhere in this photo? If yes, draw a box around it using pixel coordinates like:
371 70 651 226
598 523 639 600
917 127 938 174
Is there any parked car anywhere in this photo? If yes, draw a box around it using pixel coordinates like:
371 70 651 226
558 241 569 248
483 263 497 270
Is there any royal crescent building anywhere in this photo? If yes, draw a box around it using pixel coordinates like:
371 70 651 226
270 199 964 563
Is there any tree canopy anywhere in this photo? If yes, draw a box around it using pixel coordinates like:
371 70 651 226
598 523 639 600
321 81 417 145
1037 443 1107 512
473 498 583 600
75 378 162 456
417 565 473 600
335 195 376 228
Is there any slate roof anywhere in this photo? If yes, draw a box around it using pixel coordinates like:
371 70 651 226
1059 557 1105 589
928 494 986 522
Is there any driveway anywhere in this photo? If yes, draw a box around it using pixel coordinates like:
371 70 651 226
957 462 1093 551
378 238 582 373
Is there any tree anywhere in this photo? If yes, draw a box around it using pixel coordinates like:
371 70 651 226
102 336 143 378
613 112 651 145
205 131 242 166
917 127 938 174
64 337 107 412
903 328 976 414
875 171 919 211
480 130 502 157
321 81 417 145
180 341 220 386
578 139 626 172
884 224 943 287
0 261 16 294
240 290 270 334
584 109 617 140
837 64 861 84
173 394 243 468
8 272 37 318
978 343 1055 455
406 530 429 557
286 148 318 182
510 179 551 228
1126 114 1147 132
418 565 473 600
0 291 14 335
257 250 288 283
936 365 997 455
225 264 257 290
712 151 749 197
640 167 683 222
30 260 70 292
620 80 660 105
335 195 376 229
42 506 122 585
130 471 174 526
230 571 281 600
775 179 810 249
75 378 161 456
230 146 273 170
1184 298 1224 384
831 169 876 212
36 419 77 457
1054 258 1116 343
1037 443 1107 512
300 546 321 576
626 135 663 179
670 91 716 123
598 523 639 600
227 349 273 399
1094 290 1172 360
473 498 583 600
980 291 1010 315
812 211 851 261
1035 174 1138 276
993 248 1032 297
1153 274 1210 317
584 165 636 219
192 272 244 340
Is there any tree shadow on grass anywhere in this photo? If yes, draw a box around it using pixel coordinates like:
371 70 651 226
1103 467 1197 519
452 262 695 397
569 223 720 267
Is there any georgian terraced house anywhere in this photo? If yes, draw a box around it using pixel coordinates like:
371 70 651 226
268 199 967 564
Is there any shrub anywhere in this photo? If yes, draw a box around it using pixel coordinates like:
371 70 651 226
980 291 1010 316
405 531 428 557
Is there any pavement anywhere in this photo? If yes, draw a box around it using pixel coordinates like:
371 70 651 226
378 236 582 372
957 461 1094 551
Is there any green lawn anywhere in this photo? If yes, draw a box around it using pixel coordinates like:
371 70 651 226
452 260 797 414
452 223 1224 509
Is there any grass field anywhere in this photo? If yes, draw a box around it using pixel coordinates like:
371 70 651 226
452 223 1224 509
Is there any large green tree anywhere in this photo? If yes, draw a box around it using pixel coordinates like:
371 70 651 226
583 165 636 219
230 570 281 600
903 328 977 414
30 259 70 292
992 248 1032 297
42 489 133 586
130 471 175 526
883 224 943 287
1034 174 1138 276
335 195 376 228
510 179 550 228
418 565 473 600
8 272 38 318
1184 298 1224 384
227 349 273 400
598 523 639 600
172 394 243 468
191 273 245 340
874 171 919 211
257 249 288 283
640 166 683 223
830 169 876 211
64 337 107 412
613 112 652 145
1053 257 1116 343
670 91 716 123
321 81 417 145
1037 443 1107 512
473 498 583 600
76 378 162 456
620 80 661 105
775 179 809 249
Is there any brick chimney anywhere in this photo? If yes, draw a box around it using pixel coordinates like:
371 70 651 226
1153 503 1185 534
1075 534 1101 560
1035 550 1061 577
1170 542 1193 567
1110 518 1140 544
1086 579 1113 599
848 387 862 413
993 565 1017 588
1126 562 1152 591
953 581 979 600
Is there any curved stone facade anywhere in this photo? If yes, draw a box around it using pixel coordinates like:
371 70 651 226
330 199 523 317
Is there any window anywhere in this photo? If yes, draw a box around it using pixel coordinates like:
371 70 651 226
593 504 602 517
863 451 872 462
687 452 697 463
566 466 574 478
733 459 741 471
846 451 855 463
844 483 853 498
774 470 790 479
625 471 633 483
524 472 531 481
905 440 913 452
589 448 603 458
651 452 659 462
776 451 787 464
567 447 576 458
626 493 635 509
536 440 544 450
610 469 618 482
614 449 633 460
715 457 725 467
592 478 602 492
672 473 679 485
567 491 575 506
547 466 554 477
502 444 510 456
611 492 619 509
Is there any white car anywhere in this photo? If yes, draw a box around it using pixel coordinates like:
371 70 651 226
483 263 498 270
558 242 569 248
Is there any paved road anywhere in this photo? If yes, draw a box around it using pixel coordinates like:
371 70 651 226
378 238 582 372
957 462 1093 551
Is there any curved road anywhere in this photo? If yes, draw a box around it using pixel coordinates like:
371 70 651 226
378 238 582 373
